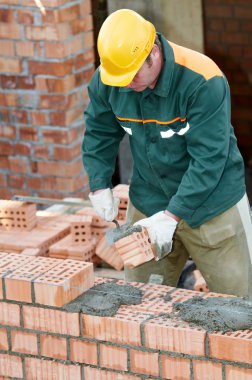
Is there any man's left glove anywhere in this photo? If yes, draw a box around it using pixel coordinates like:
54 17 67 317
134 211 178 260
89 188 120 222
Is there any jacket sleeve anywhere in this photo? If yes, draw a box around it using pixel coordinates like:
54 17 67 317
167 75 232 220
82 70 125 191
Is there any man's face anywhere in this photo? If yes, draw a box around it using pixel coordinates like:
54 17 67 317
125 44 162 92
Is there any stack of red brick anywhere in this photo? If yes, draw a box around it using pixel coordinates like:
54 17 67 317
0 277 251 379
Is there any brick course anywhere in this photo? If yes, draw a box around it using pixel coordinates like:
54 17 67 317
0 275 251 379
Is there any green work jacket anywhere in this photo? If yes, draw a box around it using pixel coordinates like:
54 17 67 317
82 33 245 228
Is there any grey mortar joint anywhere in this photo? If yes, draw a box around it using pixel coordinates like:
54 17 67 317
37 333 41 356
205 333 210 356
66 337 71 361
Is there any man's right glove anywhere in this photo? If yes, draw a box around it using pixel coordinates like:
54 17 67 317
89 188 120 222
134 211 178 260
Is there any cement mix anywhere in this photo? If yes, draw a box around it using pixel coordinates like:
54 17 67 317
173 296 252 332
63 282 143 316
106 223 142 245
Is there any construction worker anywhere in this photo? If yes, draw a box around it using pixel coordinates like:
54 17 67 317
82 9 252 297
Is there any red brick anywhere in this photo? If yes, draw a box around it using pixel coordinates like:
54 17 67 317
0 302 20 326
17 10 34 24
96 236 124 271
23 305 80 336
5 256 60 303
82 309 148 346
0 9 15 22
0 57 21 73
37 159 82 177
193 360 222 380
114 227 155 268
31 111 49 125
0 354 23 378
0 328 8 350
144 316 206 356
25 357 81 380
100 344 128 371
161 356 191 380
11 330 38 355
69 339 97 364
53 143 81 161
25 24 71 41
0 23 21 39
45 36 83 59
19 75 35 89
11 109 29 123
0 125 17 140
0 173 7 187
71 16 93 35
209 331 252 364
40 335 67 360
83 367 141 380
0 141 13 155
8 156 28 173
130 349 159 376
14 142 31 156
8 174 25 189
16 41 35 57
29 59 73 76
225 365 252 380
0 40 15 56
20 126 38 141
33 145 50 159
42 128 72 144
34 260 94 307
50 107 84 126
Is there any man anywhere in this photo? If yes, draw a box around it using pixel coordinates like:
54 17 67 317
82 9 252 297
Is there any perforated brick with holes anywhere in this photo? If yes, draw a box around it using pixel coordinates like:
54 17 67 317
70 215 93 244
0 200 37 231
114 227 155 268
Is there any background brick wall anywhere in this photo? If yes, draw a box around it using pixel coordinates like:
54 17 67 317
0 0 94 200
203 0 252 164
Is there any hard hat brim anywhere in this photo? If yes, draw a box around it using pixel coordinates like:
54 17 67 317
99 64 139 87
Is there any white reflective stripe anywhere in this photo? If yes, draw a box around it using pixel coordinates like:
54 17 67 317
160 122 190 138
160 129 175 138
121 126 132 135
177 122 190 135
237 193 252 262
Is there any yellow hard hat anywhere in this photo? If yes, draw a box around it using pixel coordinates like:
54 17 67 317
97 9 156 87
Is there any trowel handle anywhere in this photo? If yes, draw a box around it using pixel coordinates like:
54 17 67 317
112 219 120 229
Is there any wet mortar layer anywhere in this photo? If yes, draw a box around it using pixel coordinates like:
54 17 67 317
172 295 252 332
106 223 142 245
63 282 143 316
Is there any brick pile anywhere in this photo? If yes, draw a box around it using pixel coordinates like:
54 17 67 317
0 0 94 200
0 277 251 379
0 200 70 255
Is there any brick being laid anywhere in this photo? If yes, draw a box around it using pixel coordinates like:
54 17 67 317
114 227 155 268
95 235 124 271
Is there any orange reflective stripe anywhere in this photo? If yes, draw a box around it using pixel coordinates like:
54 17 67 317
117 116 187 125
169 41 223 80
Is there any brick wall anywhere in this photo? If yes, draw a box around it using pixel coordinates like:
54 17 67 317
0 0 94 200
203 0 252 164
0 276 252 379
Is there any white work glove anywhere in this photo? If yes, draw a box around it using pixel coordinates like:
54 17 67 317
134 211 178 260
89 188 120 221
